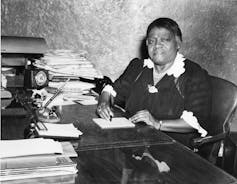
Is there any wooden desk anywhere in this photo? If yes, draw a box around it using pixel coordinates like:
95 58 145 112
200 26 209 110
59 104 174 151
2 102 237 184
61 104 237 184
75 144 237 184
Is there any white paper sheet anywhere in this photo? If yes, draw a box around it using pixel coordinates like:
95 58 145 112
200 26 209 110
93 117 135 129
36 123 83 138
0 138 63 158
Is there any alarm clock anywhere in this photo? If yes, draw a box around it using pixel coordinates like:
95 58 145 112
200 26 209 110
24 69 49 89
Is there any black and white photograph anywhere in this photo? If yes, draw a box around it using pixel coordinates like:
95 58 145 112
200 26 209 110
1 0 237 183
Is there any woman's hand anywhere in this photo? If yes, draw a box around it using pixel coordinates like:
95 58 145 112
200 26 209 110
96 102 114 120
96 91 114 120
130 110 158 127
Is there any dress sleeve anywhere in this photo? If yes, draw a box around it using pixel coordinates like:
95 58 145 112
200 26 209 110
183 62 212 130
113 58 144 108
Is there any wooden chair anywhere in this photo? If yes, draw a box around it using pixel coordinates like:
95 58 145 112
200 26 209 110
192 76 237 170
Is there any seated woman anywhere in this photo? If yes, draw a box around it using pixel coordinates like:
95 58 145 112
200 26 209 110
96 17 212 149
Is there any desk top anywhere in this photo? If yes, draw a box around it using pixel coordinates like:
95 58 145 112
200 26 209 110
59 104 174 151
2 101 237 184
76 143 237 184
58 104 237 183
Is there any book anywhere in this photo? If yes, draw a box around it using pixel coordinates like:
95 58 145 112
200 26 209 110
92 117 135 129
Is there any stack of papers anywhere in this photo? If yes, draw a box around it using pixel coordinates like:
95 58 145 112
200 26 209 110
35 122 83 139
34 49 103 80
1 155 77 181
48 80 95 93
0 138 63 158
0 138 78 181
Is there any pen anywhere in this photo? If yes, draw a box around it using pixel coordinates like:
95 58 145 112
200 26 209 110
114 104 126 113
43 78 70 108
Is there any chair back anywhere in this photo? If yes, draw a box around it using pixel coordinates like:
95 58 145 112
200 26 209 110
208 76 237 135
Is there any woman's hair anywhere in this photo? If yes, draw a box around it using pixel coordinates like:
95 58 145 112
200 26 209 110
146 17 182 41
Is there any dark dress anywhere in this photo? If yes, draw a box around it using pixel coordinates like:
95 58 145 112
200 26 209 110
113 58 212 147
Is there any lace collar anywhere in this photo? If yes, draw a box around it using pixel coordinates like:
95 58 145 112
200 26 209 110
143 52 186 78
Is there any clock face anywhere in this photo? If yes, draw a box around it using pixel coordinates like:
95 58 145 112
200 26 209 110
35 71 47 86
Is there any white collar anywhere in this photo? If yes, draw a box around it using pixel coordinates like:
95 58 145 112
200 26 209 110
143 52 186 78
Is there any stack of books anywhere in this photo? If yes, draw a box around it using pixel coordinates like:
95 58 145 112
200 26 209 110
0 138 78 182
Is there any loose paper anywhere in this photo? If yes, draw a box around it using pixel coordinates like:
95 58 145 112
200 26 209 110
0 138 63 158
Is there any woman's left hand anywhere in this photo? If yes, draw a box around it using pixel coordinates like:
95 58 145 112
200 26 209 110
129 110 156 127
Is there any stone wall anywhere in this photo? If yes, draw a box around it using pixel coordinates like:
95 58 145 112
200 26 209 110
2 0 237 129
2 0 237 83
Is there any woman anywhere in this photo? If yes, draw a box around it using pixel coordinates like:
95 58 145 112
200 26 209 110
96 17 212 148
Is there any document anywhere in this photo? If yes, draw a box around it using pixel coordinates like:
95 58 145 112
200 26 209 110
0 138 63 158
0 168 77 181
34 49 103 79
93 117 135 129
35 122 83 139
48 81 95 93
0 139 78 182
0 155 77 181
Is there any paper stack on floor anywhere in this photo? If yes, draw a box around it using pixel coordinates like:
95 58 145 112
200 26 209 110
0 138 78 182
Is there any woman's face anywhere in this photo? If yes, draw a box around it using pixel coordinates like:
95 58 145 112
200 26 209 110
146 27 180 66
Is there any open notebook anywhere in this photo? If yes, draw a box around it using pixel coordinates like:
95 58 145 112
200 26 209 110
93 117 135 129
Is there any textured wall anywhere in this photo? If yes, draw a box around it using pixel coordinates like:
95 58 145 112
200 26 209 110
1 0 237 83
1 0 237 129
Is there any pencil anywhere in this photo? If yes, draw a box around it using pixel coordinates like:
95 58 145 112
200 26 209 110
43 78 70 108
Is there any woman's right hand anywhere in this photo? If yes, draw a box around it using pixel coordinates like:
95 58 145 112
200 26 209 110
96 91 114 120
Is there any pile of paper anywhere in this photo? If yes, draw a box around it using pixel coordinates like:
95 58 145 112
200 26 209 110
34 49 103 80
35 122 83 139
48 80 95 93
0 138 78 182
